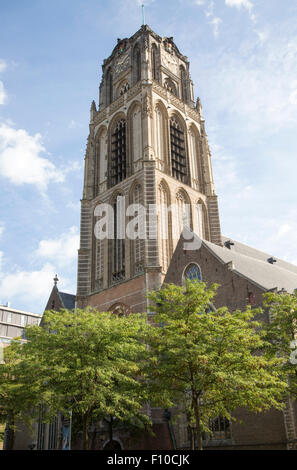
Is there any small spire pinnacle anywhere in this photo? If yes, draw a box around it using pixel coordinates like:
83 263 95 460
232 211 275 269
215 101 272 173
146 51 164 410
54 274 59 286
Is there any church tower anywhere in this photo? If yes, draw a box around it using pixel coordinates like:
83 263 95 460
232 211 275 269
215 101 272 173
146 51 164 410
76 25 222 313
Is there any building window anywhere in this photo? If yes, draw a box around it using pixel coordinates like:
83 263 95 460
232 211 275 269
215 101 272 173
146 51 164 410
110 195 125 284
130 184 144 275
106 68 113 105
176 190 191 237
207 416 231 441
196 202 205 239
48 417 58 450
133 45 141 84
152 44 158 81
184 263 201 281
180 65 188 102
111 119 126 186
170 118 187 183
158 182 170 273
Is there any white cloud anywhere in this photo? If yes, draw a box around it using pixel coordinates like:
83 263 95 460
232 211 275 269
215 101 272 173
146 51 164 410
0 224 4 238
0 60 7 73
0 123 64 191
225 0 253 11
35 226 79 267
0 263 55 311
68 119 81 129
209 17 222 38
0 60 7 105
200 30 297 134
0 82 7 105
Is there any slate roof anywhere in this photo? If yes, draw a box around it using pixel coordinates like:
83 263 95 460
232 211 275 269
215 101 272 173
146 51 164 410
58 292 76 310
200 234 297 294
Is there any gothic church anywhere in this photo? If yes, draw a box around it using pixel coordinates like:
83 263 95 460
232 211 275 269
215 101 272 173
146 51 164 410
43 24 297 450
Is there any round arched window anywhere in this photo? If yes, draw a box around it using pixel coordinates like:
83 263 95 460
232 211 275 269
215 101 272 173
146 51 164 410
184 263 201 281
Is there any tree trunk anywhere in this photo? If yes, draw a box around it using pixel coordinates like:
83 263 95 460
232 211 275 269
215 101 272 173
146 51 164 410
190 426 195 450
192 397 202 450
82 413 89 450
108 416 113 444
4 414 15 450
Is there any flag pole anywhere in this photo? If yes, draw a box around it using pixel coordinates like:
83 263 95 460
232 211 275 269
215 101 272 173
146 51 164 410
142 4 145 26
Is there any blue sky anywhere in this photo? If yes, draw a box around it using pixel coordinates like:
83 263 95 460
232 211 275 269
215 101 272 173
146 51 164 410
0 0 297 313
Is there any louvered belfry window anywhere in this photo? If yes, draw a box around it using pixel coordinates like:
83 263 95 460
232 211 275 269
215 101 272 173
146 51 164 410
170 118 187 183
111 119 126 186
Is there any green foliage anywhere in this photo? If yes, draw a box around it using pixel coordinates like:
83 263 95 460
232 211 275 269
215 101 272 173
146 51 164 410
263 290 297 397
0 308 152 449
147 280 287 449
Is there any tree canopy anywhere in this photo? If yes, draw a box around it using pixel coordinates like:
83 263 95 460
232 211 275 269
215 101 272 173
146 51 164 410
147 280 287 450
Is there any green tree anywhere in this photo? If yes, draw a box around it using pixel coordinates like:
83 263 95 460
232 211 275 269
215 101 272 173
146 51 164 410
0 339 43 449
147 280 287 450
263 290 297 398
0 308 152 450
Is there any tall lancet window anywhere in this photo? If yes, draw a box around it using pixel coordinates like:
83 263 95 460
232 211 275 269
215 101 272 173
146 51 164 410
152 44 158 81
176 190 191 238
130 184 144 275
155 106 165 170
188 128 199 190
97 128 107 192
158 182 170 272
110 194 125 285
196 201 205 239
95 237 103 290
133 45 141 84
111 119 126 186
132 105 142 166
106 68 113 105
170 117 187 183
180 65 187 102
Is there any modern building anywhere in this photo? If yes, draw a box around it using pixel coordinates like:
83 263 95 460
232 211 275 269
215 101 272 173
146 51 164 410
0 305 41 349
0 305 42 451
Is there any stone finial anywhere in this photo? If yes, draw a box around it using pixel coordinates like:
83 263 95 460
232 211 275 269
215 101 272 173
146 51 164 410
53 274 59 286
90 100 97 121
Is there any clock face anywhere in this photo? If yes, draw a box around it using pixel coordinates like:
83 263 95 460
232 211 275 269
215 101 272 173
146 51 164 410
162 50 178 74
114 51 130 77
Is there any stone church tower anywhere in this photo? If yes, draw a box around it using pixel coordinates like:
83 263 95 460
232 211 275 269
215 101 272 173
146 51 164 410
76 25 222 313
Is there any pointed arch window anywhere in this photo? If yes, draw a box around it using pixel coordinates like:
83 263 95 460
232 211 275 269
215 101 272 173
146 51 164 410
176 190 191 236
152 44 158 81
196 201 205 239
133 45 141 84
131 183 144 275
110 194 125 284
158 182 170 272
96 128 107 194
189 128 199 189
111 119 126 186
132 105 142 164
106 68 113 105
155 106 165 168
95 238 103 290
180 65 188 102
170 117 187 183
184 263 201 281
